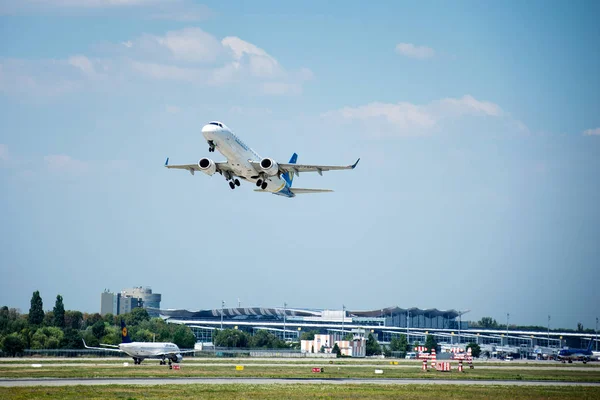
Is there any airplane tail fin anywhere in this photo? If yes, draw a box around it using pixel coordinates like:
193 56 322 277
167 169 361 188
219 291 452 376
282 153 297 187
588 338 595 351
120 320 131 343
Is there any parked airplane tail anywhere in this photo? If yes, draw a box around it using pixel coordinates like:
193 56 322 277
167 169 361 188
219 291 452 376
588 339 595 351
120 320 131 343
282 153 297 187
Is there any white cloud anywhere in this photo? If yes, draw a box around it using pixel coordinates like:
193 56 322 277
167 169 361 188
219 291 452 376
583 127 600 136
154 28 223 63
1 27 312 97
222 36 282 78
68 55 96 76
395 43 435 59
322 95 511 136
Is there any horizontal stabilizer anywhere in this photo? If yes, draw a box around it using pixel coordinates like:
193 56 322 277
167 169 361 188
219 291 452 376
291 188 333 194
254 188 333 194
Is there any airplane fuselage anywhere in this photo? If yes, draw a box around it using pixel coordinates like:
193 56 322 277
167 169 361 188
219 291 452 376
119 342 182 361
202 122 296 196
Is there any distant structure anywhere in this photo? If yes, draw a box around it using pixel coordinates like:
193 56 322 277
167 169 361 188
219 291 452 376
100 287 161 316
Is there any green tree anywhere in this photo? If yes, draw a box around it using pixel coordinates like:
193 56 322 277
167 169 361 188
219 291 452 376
53 295 65 328
2 333 25 356
60 329 83 349
28 291 44 326
125 308 150 326
64 311 83 330
577 322 584 332
172 325 196 349
424 334 437 352
91 320 105 339
30 327 64 349
389 336 404 351
83 313 102 329
213 329 250 348
343 332 354 341
465 342 481 358
300 330 318 341
477 317 499 329
332 342 342 357
366 333 381 356
132 328 154 343
100 325 121 345
250 330 286 349
102 313 115 325
43 311 55 327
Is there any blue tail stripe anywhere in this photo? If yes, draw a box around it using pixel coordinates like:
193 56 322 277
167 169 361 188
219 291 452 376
282 153 297 187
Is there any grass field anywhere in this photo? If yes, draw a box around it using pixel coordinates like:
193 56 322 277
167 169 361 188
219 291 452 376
2 361 600 382
2 384 600 400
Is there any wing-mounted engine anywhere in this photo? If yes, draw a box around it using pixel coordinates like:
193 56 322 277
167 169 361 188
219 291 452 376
198 158 217 176
260 158 279 176
171 354 183 363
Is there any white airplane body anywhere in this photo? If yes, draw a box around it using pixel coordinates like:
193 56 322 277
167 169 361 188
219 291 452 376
83 322 195 366
165 121 359 198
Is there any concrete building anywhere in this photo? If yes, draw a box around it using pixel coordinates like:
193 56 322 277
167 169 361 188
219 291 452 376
301 330 367 357
100 287 160 316
121 287 162 310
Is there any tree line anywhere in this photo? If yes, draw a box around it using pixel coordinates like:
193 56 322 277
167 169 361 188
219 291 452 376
0 291 195 356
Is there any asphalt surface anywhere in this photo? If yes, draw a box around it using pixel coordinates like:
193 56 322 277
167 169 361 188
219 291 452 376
1 362 598 371
1 377 600 387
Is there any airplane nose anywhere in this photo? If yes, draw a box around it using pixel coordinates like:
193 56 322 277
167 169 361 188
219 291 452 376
202 124 219 134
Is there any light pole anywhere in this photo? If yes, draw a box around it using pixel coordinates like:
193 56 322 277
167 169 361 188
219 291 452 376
547 315 551 346
407 310 410 344
221 300 225 330
342 305 345 340
506 313 510 345
596 317 598 351
283 302 287 341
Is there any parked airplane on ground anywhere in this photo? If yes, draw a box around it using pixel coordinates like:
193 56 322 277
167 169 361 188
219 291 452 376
557 339 596 363
83 321 195 367
165 121 360 197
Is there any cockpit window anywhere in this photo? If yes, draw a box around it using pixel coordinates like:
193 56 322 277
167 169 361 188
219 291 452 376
209 122 223 128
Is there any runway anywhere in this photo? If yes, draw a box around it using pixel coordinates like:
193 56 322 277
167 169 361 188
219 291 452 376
1 362 598 371
2 377 600 387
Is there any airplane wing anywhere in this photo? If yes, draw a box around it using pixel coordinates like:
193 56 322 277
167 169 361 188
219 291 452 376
178 349 198 354
250 158 360 177
163 158 233 175
99 344 120 349
82 339 123 353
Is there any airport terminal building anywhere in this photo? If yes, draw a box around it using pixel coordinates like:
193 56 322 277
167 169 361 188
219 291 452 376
153 305 466 344
153 305 596 358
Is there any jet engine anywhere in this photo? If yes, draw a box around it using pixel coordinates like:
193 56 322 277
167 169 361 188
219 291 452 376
171 354 183 363
198 158 217 176
260 158 279 176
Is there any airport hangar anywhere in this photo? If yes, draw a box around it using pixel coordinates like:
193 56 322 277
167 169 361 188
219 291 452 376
151 306 596 357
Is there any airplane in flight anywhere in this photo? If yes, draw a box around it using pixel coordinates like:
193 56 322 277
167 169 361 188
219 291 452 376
83 321 196 367
557 339 596 363
165 121 360 197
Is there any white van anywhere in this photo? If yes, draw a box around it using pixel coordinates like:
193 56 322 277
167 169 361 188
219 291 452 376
405 352 417 359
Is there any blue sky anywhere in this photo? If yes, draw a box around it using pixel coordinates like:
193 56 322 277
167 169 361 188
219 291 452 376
1 0 599 330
